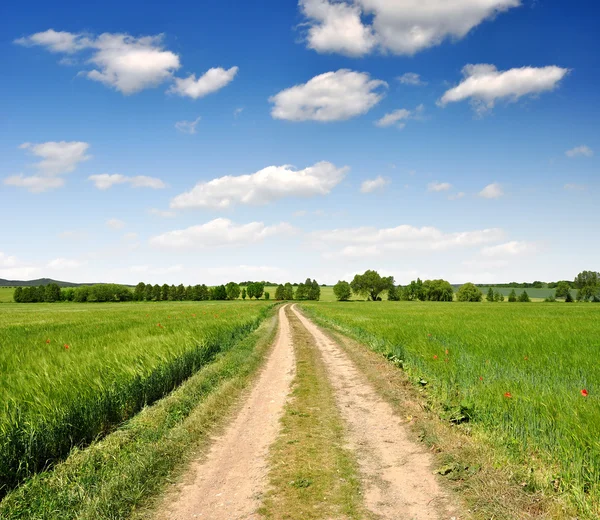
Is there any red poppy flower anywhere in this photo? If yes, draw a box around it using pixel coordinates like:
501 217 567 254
445 349 449 355
524 356 529 361
433 355 438 360
504 392 512 399
581 389 589 397
46 339 51 344
479 376 483 381
64 344 70 350
157 323 163 328
427 334 432 337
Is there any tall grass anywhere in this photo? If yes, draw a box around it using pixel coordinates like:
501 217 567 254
301 301 600 516
0 301 271 495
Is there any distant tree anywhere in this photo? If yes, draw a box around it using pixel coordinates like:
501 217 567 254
168 285 177 301
308 279 321 301
387 285 400 301
161 284 170 301
13 286 23 303
254 282 265 300
133 282 146 301
555 281 571 299
565 292 574 303
241 288 247 300
275 285 285 300
544 294 557 302
246 283 256 300
532 281 544 289
518 290 531 303
184 286 193 300
350 270 394 301
486 287 495 302
44 283 61 302
283 283 294 300
63 288 75 301
494 290 505 302
144 284 154 301
333 280 352 301
295 282 308 300
508 289 518 302
403 278 425 301
153 284 161 301
226 282 241 300
422 279 454 302
198 284 210 301
264 291 270 300
212 285 227 300
574 270 600 301
73 286 90 302
457 283 483 302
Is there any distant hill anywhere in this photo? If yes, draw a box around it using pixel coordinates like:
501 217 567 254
0 278 97 288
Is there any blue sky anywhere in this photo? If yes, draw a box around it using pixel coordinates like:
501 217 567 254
0 0 598 285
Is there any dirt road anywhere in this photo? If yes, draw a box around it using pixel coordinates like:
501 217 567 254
156 304 456 519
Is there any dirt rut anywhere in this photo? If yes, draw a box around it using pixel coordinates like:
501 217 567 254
156 305 295 520
291 305 457 520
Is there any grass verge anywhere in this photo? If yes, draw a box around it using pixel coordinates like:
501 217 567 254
258 307 371 520
301 307 579 520
0 308 279 520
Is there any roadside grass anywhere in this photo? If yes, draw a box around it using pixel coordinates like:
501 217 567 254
259 307 371 520
301 302 596 519
0 307 279 520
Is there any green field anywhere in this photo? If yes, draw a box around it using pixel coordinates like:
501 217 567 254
300 301 600 514
0 300 271 494
0 287 15 303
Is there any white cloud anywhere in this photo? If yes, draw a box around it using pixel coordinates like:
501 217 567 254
428 181 452 192
171 161 348 209
270 69 386 122
106 218 125 230
175 116 201 134
168 67 238 99
398 73 426 86
299 0 520 56
312 224 505 258
375 109 411 129
47 257 84 269
448 192 466 200
0 253 40 280
122 232 139 242
148 208 176 218
361 176 390 193
565 145 593 158
16 30 234 97
20 141 91 175
234 107 244 118
149 218 294 249
479 182 503 199
89 174 166 190
4 175 65 193
0 253 19 268
481 240 536 257
439 64 569 113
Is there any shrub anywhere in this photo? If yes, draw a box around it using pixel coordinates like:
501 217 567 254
508 289 518 302
486 287 495 302
518 291 531 303
457 283 483 302
333 280 352 301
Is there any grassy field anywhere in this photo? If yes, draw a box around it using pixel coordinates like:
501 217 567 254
0 287 15 303
0 300 272 495
300 301 600 516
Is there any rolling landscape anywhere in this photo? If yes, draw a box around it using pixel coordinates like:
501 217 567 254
1 1 599 519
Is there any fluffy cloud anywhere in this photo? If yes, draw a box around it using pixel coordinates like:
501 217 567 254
481 241 536 257
439 64 569 113
299 0 520 56
106 218 125 230
428 182 452 192
360 176 390 193
270 69 386 122
175 116 201 134
148 208 176 218
397 72 426 86
4 141 91 192
149 218 294 249
16 30 237 96
565 145 593 158
375 104 424 129
448 192 466 200
171 161 348 209
89 174 166 190
312 224 505 258
0 252 40 280
168 67 238 99
479 182 503 199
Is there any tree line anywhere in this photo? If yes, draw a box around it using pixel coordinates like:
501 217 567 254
273 279 321 301
332 270 600 303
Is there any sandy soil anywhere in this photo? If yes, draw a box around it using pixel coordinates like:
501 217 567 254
291 305 458 520
155 305 295 520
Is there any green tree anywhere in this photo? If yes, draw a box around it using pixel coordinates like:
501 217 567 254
226 282 241 300
333 280 352 301
574 270 600 301
133 282 146 301
254 282 265 300
295 282 308 300
73 286 90 302
161 284 170 301
423 279 454 302
486 287 495 302
565 292 574 303
403 278 425 301
241 287 247 300
518 290 531 303
283 283 294 300
508 289 518 302
144 284 154 301
212 285 227 300
494 290 505 302
264 291 270 300
457 283 483 302
308 279 321 301
275 285 285 300
153 284 161 301
555 281 571 299
44 283 61 302
350 270 394 301
13 287 23 303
